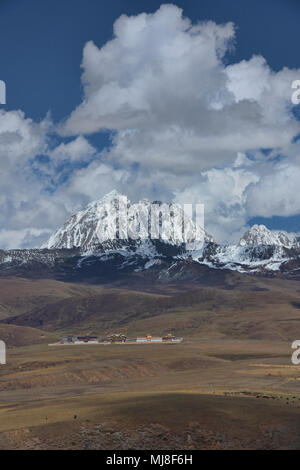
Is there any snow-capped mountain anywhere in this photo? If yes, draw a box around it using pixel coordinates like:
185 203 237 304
1 191 300 281
38 194 300 275
42 190 124 251
238 224 292 247
42 190 213 254
197 242 289 273
195 224 296 273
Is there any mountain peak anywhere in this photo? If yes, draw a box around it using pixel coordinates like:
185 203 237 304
87 190 125 207
239 224 292 247
42 191 213 251
101 189 123 201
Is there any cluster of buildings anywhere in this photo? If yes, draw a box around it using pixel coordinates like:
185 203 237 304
136 333 183 343
61 335 98 344
60 332 183 345
107 334 127 343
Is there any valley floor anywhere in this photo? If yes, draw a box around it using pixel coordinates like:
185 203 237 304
1 338 300 449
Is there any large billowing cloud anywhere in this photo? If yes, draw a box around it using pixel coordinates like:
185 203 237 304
58 4 300 243
0 110 51 248
2 4 300 247
246 163 300 218
63 4 299 174
0 111 85 248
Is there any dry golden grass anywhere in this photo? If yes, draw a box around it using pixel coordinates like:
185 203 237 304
1 274 300 448
0 338 300 448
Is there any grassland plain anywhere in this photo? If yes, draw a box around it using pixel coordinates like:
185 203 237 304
1 273 300 448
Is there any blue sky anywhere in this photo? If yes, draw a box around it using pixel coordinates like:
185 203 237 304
1 0 300 120
0 0 300 247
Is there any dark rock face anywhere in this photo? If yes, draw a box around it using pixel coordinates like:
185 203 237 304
1 238 300 284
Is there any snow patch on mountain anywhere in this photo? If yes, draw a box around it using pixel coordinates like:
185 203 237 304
42 190 213 253
1 192 299 277
239 224 292 247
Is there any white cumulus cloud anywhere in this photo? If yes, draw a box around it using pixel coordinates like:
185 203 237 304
1 4 300 247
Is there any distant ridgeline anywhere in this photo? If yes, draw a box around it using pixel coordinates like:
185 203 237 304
0 80 6 105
